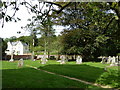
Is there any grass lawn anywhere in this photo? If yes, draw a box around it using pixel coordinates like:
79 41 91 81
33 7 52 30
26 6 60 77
1 60 119 89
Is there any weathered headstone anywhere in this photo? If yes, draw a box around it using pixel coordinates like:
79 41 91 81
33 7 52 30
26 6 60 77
116 56 119 62
65 56 68 62
101 56 107 64
107 56 111 64
41 55 47 64
115 56 120 66
9 51 14 62
18 58 24 67
76 55 82 64
60 55 66 64
110 56 116 66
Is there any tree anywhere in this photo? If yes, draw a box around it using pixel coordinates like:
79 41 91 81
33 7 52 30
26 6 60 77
55 2 119 61
0 38 7 59
1 1 120 61
35 16 55 58
21 18 39 60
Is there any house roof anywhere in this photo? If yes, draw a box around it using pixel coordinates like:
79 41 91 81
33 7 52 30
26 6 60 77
10 41 28 46
10 41 19 46
22 42 28 46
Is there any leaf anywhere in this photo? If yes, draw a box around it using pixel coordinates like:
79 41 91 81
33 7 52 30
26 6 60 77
5 17 8 22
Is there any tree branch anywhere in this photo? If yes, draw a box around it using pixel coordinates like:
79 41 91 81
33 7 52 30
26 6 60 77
103 17 115 34
45 2 62 8
56 2 72 14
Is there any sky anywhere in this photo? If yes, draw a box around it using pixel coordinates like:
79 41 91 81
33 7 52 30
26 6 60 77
0 0 63 39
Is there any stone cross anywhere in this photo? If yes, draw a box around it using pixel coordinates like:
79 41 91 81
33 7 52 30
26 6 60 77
18 58 24 67
76 55 82 64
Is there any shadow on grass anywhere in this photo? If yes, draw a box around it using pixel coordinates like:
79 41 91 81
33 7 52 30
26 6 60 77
38 64 119 88
38 64 105 82
2 67 101 88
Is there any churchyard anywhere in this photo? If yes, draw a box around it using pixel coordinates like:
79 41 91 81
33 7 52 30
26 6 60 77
1 59 119 89
0 1 120 89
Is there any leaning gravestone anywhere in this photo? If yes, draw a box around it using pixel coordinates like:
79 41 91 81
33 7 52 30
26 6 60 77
18 58 24 67
60 55 66 64
76 55 82 64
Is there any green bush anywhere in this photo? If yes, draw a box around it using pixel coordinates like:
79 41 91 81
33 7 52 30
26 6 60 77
49 56 56 60
96 70 119 88
117 53 120 56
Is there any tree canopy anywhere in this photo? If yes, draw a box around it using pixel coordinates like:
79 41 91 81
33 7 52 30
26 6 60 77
1 1 120 61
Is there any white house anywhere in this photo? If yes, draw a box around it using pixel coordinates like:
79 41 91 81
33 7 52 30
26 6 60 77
5 41 29 55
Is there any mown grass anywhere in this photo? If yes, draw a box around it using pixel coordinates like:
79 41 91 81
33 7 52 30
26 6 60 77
1 60 119 88
38 61 119 88
1 60 100 88
2 67 99 88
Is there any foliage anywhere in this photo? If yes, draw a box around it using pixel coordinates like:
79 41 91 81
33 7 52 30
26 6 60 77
53 2 120 60
1 1 120 60
0 38 7 58
96 70 119 88
4 36 17 42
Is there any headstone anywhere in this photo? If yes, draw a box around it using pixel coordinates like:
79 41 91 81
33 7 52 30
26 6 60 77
18 58 24 67
60 55 66 64
76 55 82 64
9 50 14 62
107 56 111 64
115 56 120 66
101 56 106 64
41 55 47 64
116 56 119 62
65 56 68 62
110 56 116 66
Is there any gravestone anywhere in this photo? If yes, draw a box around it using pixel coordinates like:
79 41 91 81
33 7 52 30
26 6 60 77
60 55 66 64
76 55 82 64
9 51 14 62
110 56 116 66
101 56 107 64
41 55 47 64
115 56 120 66
18 58 24 67
65 56 68 62
107 56 111 64
116 56 119 62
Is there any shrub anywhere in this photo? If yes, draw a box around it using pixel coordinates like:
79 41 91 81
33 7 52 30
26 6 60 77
96 70 119 88
49 56 56 60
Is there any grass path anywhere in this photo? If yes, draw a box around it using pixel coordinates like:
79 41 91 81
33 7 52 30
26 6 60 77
26 64 112 89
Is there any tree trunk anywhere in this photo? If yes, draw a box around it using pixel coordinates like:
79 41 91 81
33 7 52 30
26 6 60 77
31 38 34 61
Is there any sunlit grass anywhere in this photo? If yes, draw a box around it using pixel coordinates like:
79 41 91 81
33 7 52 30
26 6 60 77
1 60 119 88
